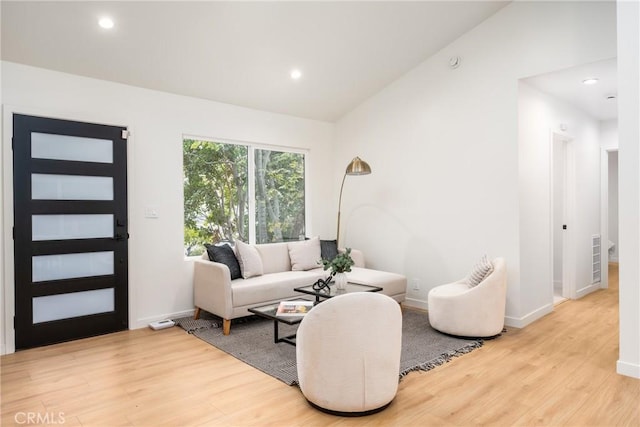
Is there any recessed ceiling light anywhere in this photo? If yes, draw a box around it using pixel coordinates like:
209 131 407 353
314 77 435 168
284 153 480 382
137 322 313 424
582 78 599 85
99 17 114 29
290 69 302 80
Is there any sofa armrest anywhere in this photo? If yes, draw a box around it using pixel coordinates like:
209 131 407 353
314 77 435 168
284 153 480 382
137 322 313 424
340 248 365 268
193 259 234 319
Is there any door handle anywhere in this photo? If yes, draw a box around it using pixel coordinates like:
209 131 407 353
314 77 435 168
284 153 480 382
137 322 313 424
114 233 129 241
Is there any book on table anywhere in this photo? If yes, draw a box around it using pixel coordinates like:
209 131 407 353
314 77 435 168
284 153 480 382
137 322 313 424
276 300 314 317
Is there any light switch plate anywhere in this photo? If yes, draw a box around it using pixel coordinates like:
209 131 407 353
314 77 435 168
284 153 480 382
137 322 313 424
144 206 159 219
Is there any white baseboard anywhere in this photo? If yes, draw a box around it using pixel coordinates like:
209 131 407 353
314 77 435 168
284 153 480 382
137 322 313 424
402 297 428 311
617 360 640 379
609 255 619 262
504 303 553 329
576 282 601 299
133 309 195 329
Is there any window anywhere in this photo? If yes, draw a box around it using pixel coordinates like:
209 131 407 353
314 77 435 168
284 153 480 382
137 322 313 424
183 138 306 256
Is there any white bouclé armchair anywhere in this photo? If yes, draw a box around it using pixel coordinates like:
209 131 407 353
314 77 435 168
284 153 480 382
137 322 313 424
427 257 507 338
296 292 402 416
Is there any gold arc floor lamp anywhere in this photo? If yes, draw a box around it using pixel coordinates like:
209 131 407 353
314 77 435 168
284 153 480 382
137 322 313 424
336 156 372 248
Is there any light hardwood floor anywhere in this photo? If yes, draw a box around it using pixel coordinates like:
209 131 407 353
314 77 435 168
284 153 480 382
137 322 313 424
2 264 638 426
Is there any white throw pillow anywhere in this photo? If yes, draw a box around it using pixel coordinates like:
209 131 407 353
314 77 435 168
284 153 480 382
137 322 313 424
466 255 494 287
235 240 264 279
288 237 322 271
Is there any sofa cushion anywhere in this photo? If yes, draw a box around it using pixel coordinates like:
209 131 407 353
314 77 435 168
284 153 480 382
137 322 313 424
320 239 339 261
205 243 241 280
232 269 326 307
466 255 493 287
255 242 291 274
346 267 407 298
235 240 264 279
288 237 322 271
429 282 472 297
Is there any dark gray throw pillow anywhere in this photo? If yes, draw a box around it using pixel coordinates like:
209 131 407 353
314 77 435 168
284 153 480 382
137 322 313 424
320 239 339 262
205 244 242 280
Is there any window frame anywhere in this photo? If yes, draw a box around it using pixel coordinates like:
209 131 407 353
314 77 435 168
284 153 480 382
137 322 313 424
182 134 310 255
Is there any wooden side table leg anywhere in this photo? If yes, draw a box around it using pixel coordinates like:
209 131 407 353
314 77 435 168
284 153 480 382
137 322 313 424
223 319 231 335
194 307 201 320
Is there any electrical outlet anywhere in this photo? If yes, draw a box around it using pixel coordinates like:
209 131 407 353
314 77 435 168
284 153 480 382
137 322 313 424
411 278 420 290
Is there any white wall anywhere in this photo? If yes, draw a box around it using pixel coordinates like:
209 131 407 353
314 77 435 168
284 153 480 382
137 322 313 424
519 82 602 307
333 1 616 325
0 7 7 354
1 62 335 353
0 4 4 355
601 119 619 149
616 0 640 379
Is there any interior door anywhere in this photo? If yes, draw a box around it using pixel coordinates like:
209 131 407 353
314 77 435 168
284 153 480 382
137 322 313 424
13 114 129 349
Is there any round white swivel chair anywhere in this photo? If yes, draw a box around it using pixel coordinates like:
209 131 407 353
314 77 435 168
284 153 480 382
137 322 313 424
296 292 402 416
428 257 507 338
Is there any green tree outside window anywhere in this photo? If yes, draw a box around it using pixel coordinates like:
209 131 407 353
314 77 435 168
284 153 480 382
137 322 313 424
183 139 305 255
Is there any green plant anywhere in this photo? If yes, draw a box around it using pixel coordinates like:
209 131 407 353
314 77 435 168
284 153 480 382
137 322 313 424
320 248 354 274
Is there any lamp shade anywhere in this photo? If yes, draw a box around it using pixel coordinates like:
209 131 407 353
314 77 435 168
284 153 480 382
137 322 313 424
345 157 372 175
337 156 371 247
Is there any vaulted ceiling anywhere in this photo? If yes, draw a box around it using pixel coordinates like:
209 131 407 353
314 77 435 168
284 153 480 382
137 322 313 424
1 1 510 122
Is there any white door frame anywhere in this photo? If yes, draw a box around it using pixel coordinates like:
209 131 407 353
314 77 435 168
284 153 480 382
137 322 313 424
600 147 619 290
549 130 576 300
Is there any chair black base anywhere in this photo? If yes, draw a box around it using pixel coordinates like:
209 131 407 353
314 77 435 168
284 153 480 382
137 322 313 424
434 328 504 340
305 398 393 417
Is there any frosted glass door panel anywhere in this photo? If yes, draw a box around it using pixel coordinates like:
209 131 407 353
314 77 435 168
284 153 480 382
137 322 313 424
33 288 114 323
32 174 113 200
31 133 113 163
32 251 114 282
32 214 114 241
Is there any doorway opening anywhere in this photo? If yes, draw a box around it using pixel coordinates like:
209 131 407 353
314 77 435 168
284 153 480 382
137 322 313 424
551 131 575 305
601 148 619 290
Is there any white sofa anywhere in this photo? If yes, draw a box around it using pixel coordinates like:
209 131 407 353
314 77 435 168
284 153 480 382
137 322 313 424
193 241 407 335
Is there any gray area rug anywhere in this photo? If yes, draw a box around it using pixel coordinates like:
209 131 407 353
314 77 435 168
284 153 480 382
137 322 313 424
174 309 483 386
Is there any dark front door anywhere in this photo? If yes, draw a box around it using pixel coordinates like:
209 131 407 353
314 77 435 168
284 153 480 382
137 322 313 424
13 114 129 350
